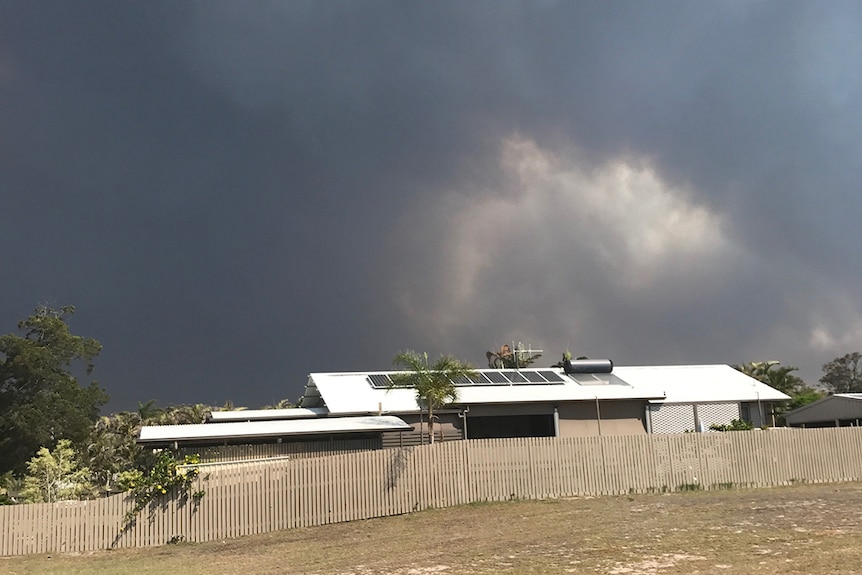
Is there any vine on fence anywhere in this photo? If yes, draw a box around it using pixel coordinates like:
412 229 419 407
118 452 205 529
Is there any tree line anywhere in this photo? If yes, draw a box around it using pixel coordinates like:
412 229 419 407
0 305 292 504
0 305 856 504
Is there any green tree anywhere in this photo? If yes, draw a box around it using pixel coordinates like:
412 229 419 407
733 360 822 424
20 439 93 503
788 387 824 411
161 403 212 424
733 361 804 395
390 350 476 444
0 472 23 504
135 399 164 421
84 400 218 493
0 305 108 475
86 411 146 493
820 352 862 394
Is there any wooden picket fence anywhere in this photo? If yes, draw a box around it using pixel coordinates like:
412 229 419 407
3 427 862 556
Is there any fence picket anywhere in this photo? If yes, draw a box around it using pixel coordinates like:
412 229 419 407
5 428 862 556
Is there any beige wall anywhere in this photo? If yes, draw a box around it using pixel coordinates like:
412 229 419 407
558 400 646 437
455 400 647 437
465 403 554 417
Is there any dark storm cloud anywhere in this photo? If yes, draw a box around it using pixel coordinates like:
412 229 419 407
1 1 860 410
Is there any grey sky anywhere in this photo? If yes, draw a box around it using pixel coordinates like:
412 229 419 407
2 1 861 411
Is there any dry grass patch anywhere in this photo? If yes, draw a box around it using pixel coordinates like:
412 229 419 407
3 482 862 574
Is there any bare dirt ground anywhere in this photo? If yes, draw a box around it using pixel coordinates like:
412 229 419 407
3 482 862 575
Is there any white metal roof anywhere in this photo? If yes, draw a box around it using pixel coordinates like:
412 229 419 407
301 364 786 415
138 415 411 444
613 365 791 404
208 407 329 422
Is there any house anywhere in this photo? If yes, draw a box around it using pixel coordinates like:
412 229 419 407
297 361 789 443
138 361 789 460
785 394 862 428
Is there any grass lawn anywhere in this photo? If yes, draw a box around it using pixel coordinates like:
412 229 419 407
3 482 862 575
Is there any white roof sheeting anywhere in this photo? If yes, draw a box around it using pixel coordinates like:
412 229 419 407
613 365 791 404
138 415 411 444
208 407 329 422
302 365 787 415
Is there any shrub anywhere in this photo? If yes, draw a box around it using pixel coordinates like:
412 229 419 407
710 419 755 432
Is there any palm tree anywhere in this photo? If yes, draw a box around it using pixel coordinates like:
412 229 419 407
150 403 214 425
174 403 212 424
733 361 802 395
733 360 821 424
260 398 295 410
86 411 145 492
213 400 247 414
136 400 164 422
390 350 477 444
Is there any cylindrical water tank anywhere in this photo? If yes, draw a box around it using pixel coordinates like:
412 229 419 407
563 358 613 374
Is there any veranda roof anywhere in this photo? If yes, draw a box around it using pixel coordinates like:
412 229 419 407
138 415 410 444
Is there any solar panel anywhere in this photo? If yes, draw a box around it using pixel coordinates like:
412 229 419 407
502 370 528 383
368 374 392 388
521 371 547 383
467 372 492 384
484 371 509 384
368 370 567 388
451 374 473 385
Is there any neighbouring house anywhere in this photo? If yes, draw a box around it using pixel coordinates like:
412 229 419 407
785 393 862 428
138 360 790 461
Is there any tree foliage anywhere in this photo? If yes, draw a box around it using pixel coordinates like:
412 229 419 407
260 398 295 410
551 350 589 367
20 439 93 503
390 350 476 444
85 401 215 494
820 352 862 394
119 451 204 530
87 410 149 493
733 361 804 395
0 472 21 505
0 306 108 475
788 387 824 411
733 360 822 423
85 399 275 496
